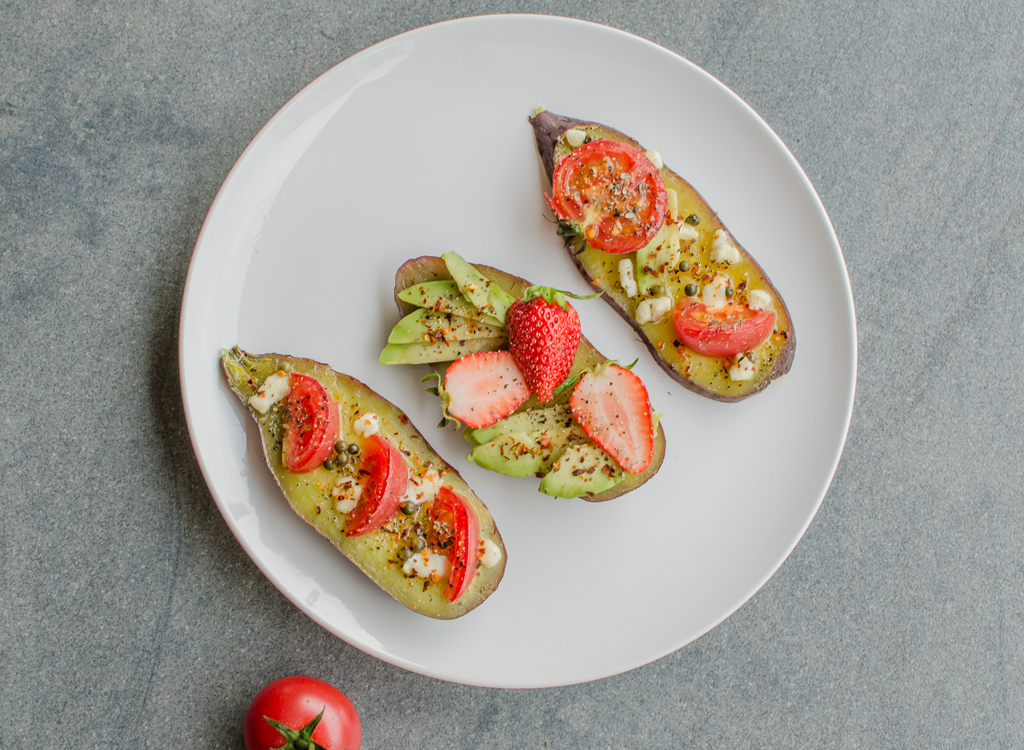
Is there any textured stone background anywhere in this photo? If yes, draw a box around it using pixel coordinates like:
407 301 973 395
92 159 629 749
2 1 1022 747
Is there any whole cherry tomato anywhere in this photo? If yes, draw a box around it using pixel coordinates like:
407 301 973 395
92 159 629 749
243 676 361 750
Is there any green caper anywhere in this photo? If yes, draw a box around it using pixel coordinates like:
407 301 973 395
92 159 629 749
397 547 414 561
651 283 666 297
347 443 360 455
685 214 700 226
678 260 691 272
684 283 698 297
411 536 426 552
725 286 734 298
334 440 346 454
323 457 337 471
401 501 417 516
335 452 349 466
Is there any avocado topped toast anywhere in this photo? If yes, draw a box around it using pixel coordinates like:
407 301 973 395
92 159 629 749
222 346 505 619
529 108 796 402
380 253 666 502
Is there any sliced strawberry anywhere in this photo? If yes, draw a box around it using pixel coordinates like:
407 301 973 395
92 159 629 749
569 364 654 474
506 286 582 403
443 350 531 429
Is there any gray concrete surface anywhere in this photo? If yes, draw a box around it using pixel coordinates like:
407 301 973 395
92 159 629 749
2 1 1022 747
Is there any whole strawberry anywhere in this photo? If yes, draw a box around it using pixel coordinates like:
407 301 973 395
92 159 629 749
506 286 585 403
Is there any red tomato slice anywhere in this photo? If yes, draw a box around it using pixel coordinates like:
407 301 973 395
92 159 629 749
282 374 340 473
672 300 776 358
546 139 667 254
345 434 408 537
427 486 480 603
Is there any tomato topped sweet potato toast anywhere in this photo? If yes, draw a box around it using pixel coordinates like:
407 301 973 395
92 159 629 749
530 108 796 403
222 346 505 619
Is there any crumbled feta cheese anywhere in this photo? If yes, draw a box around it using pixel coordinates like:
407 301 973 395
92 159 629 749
403 469 442 507
634 295 674 325
618 259 638 298
644 149 663 170
479 538 502 569
747 289 773 311
565 128 587 148
332 477 362 513
635 298 653 325
702 274 733 308
728 355 757 381
710 229 742 264
248 372 290 414
649 295 674 322
403 551 450 579
677 222 699 242
353 412 379 438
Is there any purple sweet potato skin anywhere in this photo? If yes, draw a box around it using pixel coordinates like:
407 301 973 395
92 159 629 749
393 256 666 503
528 109 796 403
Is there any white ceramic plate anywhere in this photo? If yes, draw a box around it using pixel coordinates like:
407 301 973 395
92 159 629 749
180 15 855 688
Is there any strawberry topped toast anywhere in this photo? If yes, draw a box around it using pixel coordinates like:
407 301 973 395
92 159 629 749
380 252 665 501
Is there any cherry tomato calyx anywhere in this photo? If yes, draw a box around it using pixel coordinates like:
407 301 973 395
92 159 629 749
263 707 327 750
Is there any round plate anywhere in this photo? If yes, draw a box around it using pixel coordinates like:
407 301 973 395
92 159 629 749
180 15 856 688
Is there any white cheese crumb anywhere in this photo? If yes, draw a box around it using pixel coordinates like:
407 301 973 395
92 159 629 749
353 412 379 438
479 539 502 569
403 551 450 579
565 129 587 148
747 289 774 311
644 149 663 170
635 298 653 325
635 295 673 325
728 355 757 381
702 274 733 308
332 477 362 514
248 372 290 414
677 222 699 242
710 229 742 265
618 259 638 298
649 295 674 322
402 469 442 507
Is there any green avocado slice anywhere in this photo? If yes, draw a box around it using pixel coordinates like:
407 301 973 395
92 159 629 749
539 443 624 499
221 346 505 619
468 432 568 477
397 280 503 326
379 336 506 365
442 251 517 323
465 404 576 445
387 308 505 345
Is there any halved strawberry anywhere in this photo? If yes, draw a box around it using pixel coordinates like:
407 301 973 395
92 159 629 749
441 350 531 429
569 364 654 474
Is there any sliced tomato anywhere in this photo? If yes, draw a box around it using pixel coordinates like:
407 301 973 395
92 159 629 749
546 139 667 254
282 373 340 473
426 486 480 602
672 300 776 358
346 434 408 537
